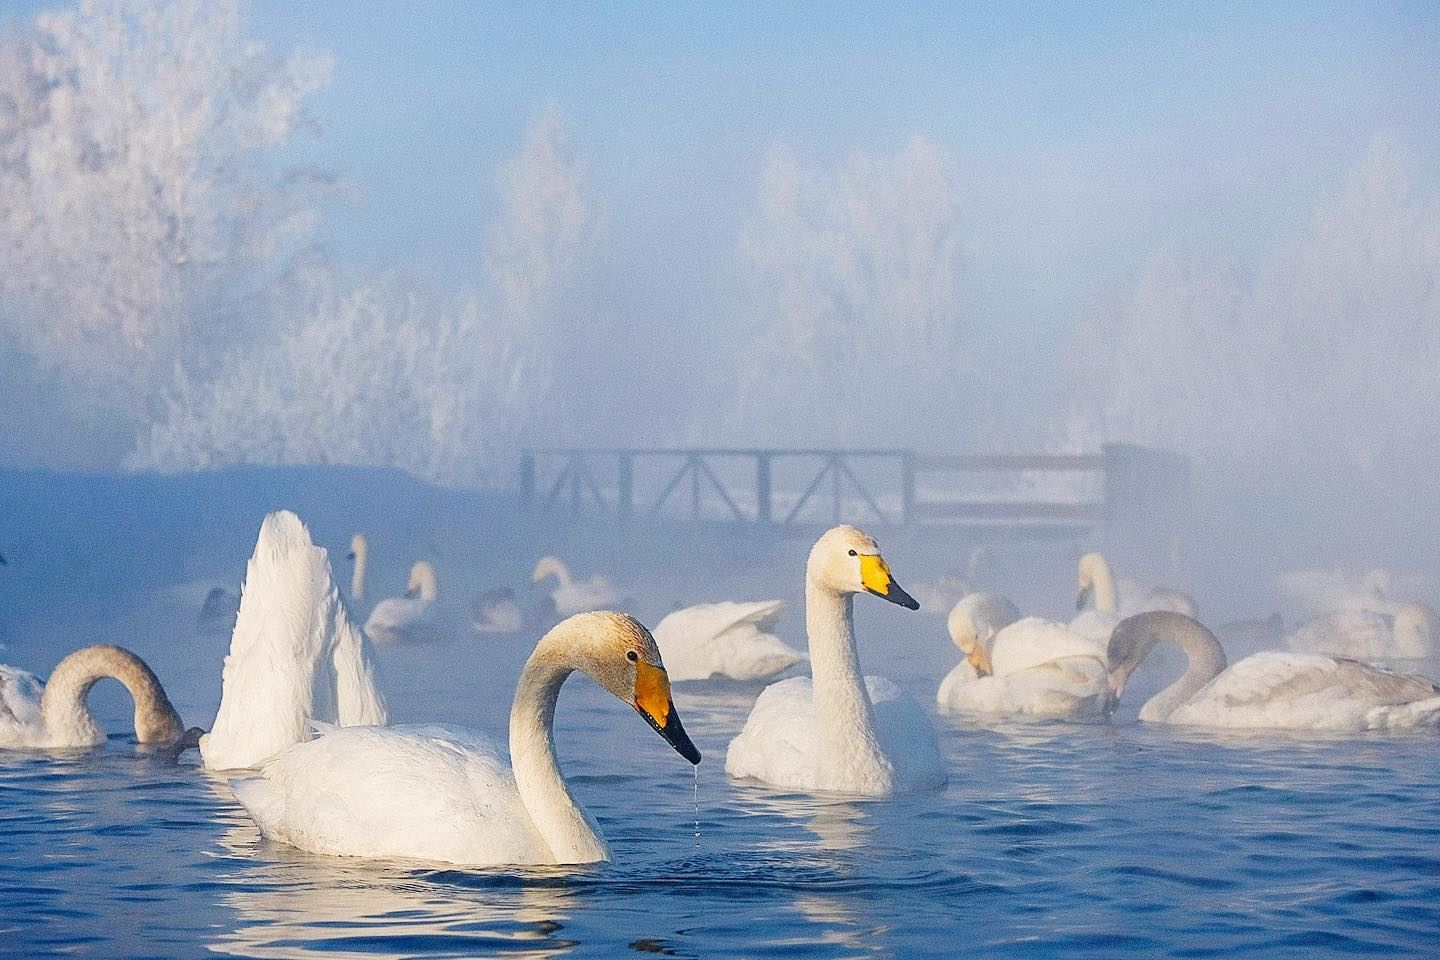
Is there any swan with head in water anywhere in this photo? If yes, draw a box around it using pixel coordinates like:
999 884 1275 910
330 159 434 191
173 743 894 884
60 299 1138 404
531 556 622 616
1107 611 1440 731
938 595 1110 721
0 645 194 749
229 611 700 866
725 525 944 795
200 510 386 771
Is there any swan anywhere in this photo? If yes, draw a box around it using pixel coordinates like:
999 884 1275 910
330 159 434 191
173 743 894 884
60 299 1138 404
909 546 988 615
0 645 194 749
1274 565 1414 620
200 510 387 771
364 560 448 644
652 600 806 681
471 587 524 634
935 592 1019 702
1071 552 1197 642
228 611 701 866
1285 603 1437 660
532 556 622 616
725 525 944 796
937 596 1111 720
1106 611 1440 731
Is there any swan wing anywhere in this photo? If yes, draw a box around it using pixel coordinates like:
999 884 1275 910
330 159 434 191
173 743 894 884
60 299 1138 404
938 657 1107 720
724 677 818 789
992 618 1107 677
1170 651 1440 731
231 723 549 866
204 511 385 771
0 665 47 746
364 597 448 645
655 601 802 681
865 677 946 791
1067 608 1119 644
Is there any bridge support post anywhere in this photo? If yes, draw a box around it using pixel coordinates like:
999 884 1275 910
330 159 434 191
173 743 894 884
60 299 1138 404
617 454 633 521
756 453 772 524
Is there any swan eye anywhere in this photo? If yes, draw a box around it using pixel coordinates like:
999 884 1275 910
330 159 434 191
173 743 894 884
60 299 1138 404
626 650 638 662
847 549 857 557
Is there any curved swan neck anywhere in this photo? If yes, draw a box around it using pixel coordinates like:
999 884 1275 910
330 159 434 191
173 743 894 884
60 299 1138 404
535 557 573 590
805 578 891 789
42 645 185 744
1087 554 1118 612
509 645 609 863
1138 617 1228 722
409 562 438 601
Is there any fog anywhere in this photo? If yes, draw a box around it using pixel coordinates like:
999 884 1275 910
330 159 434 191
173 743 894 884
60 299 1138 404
2 0 1439 610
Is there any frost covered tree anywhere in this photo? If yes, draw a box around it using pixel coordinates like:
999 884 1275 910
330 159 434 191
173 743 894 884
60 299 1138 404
0 0 330 449
134 111 598 487
730 137 972 446
1079 138 1440 474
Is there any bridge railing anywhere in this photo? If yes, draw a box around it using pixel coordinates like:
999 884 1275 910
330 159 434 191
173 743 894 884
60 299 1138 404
518 445 1189 549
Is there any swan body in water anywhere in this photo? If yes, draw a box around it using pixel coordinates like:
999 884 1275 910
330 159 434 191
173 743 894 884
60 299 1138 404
532 556 622 616
364 561 448 644
200 511 386 771
938 597 1109 721
1107 611 1440 731
1070 552 1197 643
653 600 806 681
471 587 524 634
726 526 944 796
1273 566 1421 621
0 645 191 749
935 592 1019 702
1285 604 1436 660
229 611 700 866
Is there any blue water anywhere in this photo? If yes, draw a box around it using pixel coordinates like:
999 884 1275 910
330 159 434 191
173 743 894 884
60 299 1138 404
3 610 1438 960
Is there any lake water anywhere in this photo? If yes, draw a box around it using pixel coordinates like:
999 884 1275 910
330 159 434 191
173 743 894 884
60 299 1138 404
3 598 1438 960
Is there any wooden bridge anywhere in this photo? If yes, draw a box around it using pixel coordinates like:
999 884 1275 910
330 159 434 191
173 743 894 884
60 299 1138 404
518 444 1190 546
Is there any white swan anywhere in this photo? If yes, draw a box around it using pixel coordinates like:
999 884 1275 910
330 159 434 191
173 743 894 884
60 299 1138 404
228 611 701 866
1285 603 1437 660
1274 565 1414 620
364 560 448 644
0 645 192 749
531 556 622 616
935 592 1019 703
725 525 944 796
1070 552 1197 643
938 597 1110 721
346 532 369 602
1107 611 1440 731
200 510 387 771
471 587 524 634
653 600 806 681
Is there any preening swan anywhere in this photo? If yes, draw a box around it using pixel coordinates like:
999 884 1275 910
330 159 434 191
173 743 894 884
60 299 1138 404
653 600 806 681
200 510 386 771
935 592 1019 702
364 560 448 644
1285 603 1437 660
532 556 622 615
0 645 191 749
1107 611 1440 731
938 597 1109 721
725 526 944 796
229 611 701 866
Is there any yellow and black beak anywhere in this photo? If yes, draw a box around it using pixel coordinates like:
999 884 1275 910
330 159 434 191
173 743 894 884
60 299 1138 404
966 644 993 678
1076 583 1094 611
633 659 701 765
859 554 919 610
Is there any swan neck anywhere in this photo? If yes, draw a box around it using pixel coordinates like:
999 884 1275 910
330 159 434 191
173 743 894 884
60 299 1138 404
509 649 609 863
1092 557 1118 613
1141 620 1228 722
351 545 367 602
42 645 184 744
805 579 890 787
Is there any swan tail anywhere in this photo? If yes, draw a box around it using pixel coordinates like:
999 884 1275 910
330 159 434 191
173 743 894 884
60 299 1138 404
229 776 287 837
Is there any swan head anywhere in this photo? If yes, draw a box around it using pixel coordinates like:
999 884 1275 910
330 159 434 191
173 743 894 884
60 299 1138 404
946 595 992 676
807 525 919 609
549 611 701 765
406 561 438 601
1076 552 1111 610
1104 612 1167 706
1393 603 1437 658
346 532 367 561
